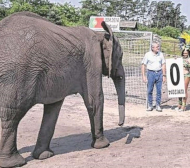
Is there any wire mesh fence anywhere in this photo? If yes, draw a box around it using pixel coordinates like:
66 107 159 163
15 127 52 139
103 31 170 105
161 40 181 57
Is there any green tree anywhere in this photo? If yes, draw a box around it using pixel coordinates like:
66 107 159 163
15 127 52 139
0 0 188 32
160 26 180 38
146 1 157 27
47 3 81 26
7 1 33 14
0 0 82 26
0 0 9 20
30 0 52 17
80 0 100 26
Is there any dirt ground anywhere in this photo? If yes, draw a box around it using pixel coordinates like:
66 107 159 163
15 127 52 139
13 94 190 168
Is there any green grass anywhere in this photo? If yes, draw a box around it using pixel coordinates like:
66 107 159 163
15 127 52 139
161 36 178 41
161 36 181 58
119 35 181 66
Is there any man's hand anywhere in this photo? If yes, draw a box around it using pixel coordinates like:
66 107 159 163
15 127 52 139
142 76 147 83
163 76 166 83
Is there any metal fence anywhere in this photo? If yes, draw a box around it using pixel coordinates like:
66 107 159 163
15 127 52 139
161 40 181 57
102 31 171 105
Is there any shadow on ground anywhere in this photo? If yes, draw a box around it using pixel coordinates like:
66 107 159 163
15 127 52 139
162 104 190 111
19 126 143 162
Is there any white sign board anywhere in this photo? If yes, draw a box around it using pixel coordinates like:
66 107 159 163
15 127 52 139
166 58 185 98
89 16 120 32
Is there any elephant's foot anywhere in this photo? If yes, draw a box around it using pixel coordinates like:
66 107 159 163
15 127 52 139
91 136 110 149
32 149 54 160
0 152 26 168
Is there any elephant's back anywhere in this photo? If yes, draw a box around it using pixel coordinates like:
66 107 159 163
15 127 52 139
0 12 46 82
0 12 89 104
0 12 95 88
0 11 88 61
0 13 53 101
0 11 49 31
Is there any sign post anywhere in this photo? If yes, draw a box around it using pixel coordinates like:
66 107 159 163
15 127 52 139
166 58 185 98
89 16 120 32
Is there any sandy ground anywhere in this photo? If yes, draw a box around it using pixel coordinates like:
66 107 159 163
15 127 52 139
12 94 190 168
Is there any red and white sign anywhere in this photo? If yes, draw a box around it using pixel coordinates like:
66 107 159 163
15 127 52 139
89 16 120 31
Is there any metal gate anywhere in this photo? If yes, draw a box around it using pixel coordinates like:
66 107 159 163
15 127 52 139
103 30 153 104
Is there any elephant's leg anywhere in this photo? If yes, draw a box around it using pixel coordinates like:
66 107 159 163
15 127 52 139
33 100 63 160
0 108 27 168
82 87 109 149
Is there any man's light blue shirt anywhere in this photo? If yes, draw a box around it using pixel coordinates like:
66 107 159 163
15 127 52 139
141 51 165 71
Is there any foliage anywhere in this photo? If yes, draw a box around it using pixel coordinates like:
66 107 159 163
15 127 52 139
138 24 180 38
0 5 6 20
0 0 188 58
7 1 33 14
0 0 188 36
159 26 180 39
46 3 81 26
0 0 84 26
161 36 181 56
80 0 187 30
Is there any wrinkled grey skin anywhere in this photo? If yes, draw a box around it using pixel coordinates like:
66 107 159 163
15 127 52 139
0 12 125 167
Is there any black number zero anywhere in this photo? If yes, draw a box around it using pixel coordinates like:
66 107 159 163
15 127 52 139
170 63 180 86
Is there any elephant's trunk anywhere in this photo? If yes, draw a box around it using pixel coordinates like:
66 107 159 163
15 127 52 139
112 66 125 126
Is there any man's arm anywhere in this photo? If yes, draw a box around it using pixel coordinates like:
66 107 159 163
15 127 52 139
142 64 147 83
141 53 148 83
162 63 166 83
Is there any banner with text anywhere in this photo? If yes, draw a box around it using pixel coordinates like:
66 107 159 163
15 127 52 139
166 58 185 98
89 16 120 32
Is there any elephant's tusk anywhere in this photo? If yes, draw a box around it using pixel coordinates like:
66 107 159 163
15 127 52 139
118 105 125 126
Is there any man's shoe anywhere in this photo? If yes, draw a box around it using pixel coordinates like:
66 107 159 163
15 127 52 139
156 105 162 112
147 106 153 111
175 107 180 111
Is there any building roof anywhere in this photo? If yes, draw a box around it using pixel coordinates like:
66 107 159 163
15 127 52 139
119 21 138 29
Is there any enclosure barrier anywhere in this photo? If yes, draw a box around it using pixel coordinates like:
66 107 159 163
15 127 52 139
103 30 170 105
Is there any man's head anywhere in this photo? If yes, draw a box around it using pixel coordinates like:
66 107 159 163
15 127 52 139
151 42 160 54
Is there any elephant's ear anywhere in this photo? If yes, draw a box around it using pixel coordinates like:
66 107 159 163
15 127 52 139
101 21 113 77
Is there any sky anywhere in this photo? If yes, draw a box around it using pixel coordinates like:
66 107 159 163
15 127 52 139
49 0 190 26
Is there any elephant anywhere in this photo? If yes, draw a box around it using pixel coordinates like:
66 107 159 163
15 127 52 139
0 11 125 167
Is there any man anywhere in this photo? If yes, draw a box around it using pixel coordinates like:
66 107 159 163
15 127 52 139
141 42 166 112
